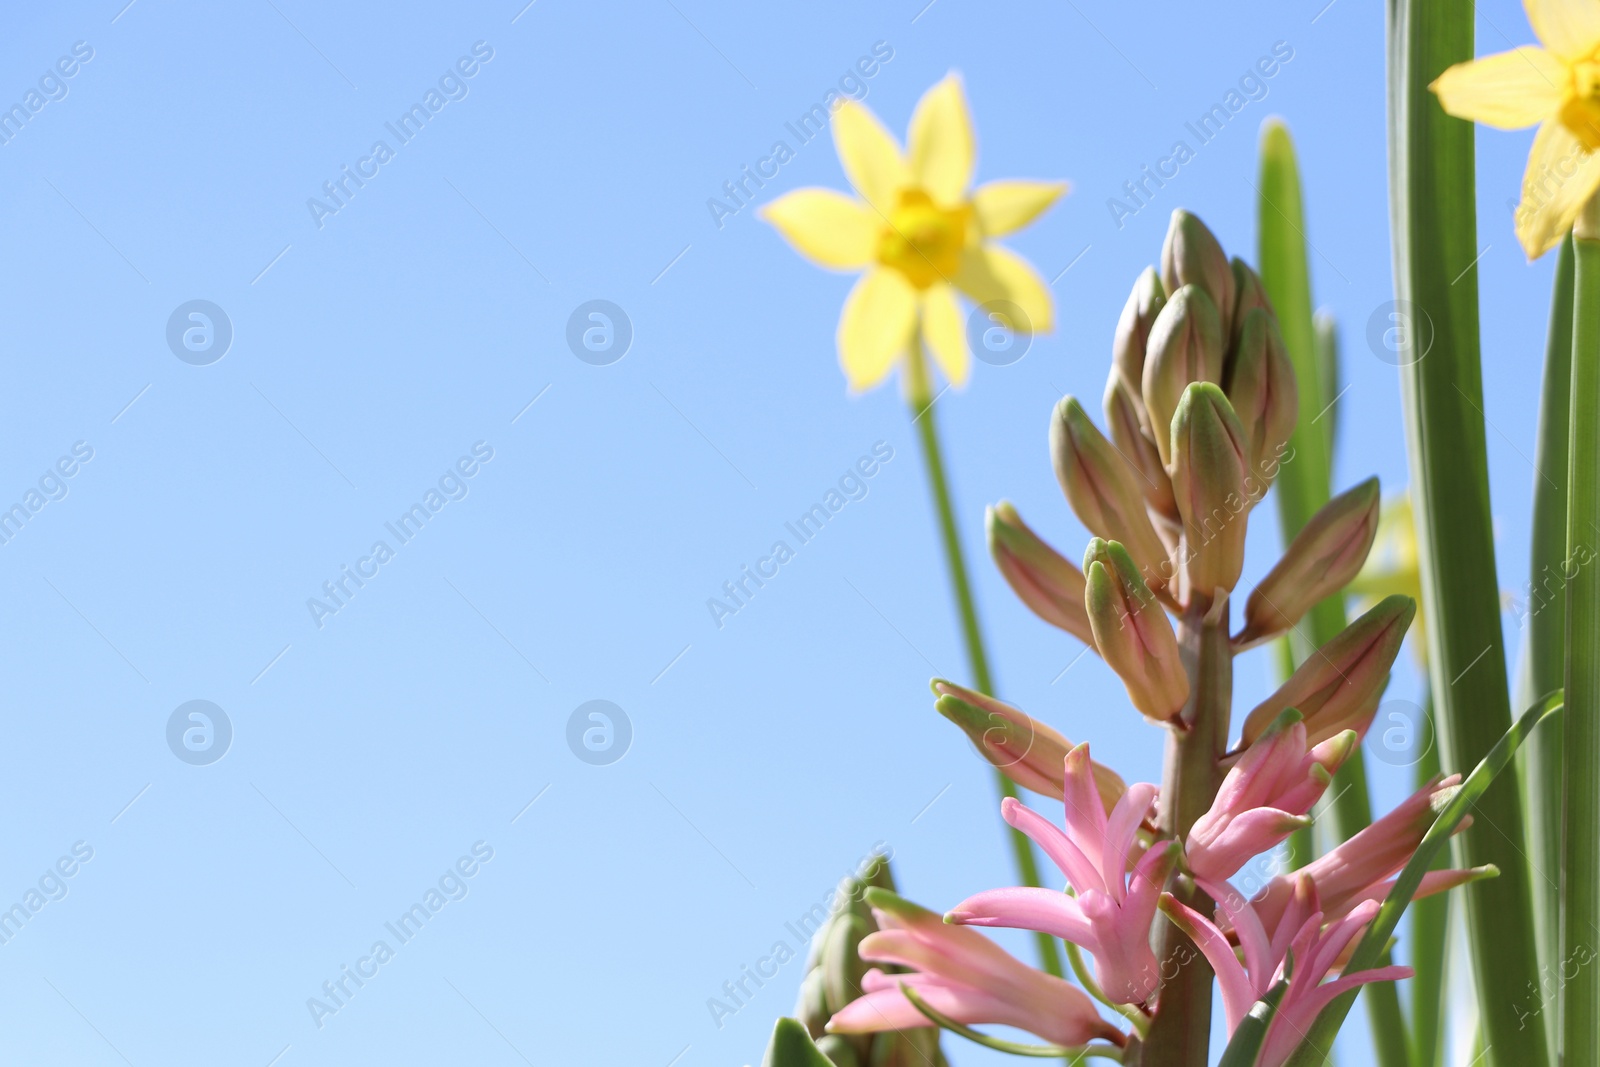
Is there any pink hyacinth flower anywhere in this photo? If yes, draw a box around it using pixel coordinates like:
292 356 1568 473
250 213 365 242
1187 711 1356 882
1249 773 1487 936
947 743 1176 1005
1162 874 1411 1067
825 888 1124 1048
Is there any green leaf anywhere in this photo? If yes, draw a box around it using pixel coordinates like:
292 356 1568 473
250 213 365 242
763 1018 836 1067
1563 225 1600 1065
1385 3 1550 1062
1405 690 1449 1067
1313 310 1340 461
1516 232 1574 1059
1217 981 1289 1067
1258 116 1402 1067
1282 690 1564 1066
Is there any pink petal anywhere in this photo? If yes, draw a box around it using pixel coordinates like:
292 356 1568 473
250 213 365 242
1063 744 1109 876
1003 797 1104 894
1161 894 1256 1032
947 887 1100 951
1103 782 1158 901
1198 877 1273 990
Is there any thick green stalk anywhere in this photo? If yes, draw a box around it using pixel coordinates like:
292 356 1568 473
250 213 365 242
904 341 1062 981
1562 217 1600 1067
1142 605 1229 1065
1406 690 1448 1067
1386 2 1548 1063
1517 234 1574 1056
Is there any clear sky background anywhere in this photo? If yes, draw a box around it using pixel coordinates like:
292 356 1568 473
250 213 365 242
0 1 1559 1064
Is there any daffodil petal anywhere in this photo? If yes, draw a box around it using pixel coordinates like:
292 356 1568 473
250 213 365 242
972 179 1070 238
1431 48 1565 129
1516 119 1600 258
921 284 970 387
838 268 916 391
1526 0 1600 59
908 74 975 207
832 100 908 215
760 188 881 270
954 243 1055 333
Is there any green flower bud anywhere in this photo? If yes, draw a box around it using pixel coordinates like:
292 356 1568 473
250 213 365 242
1224 307 1299 497
1114 266 1166 401
1105 370 1179 523
1050 396 1171 578
1241 594 1417 746
1161 210 1236 331
1238 478 1381 646
787 858 945 1067
1142 284 1225 467
1169 382 1250 601
1229 257 1273 354
932 678 1129 807
1084 538 1188 722
987 502 1095 645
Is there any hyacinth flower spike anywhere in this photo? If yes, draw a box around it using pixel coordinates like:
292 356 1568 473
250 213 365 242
1160 875 1412 1067
1185 709 1357 882
947 743 1176 1004
825 888 1124 1048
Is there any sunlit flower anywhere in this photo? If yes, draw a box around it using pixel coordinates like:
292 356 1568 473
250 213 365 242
947 744 1175 1004
1431 0 1600 256
825 888 1125 1048
761 74 1065 391
1161 874 1412 1067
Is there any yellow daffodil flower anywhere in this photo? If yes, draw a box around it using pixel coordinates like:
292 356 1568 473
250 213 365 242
1432 0 1600 257
1348 493 1428 667
761 74 1066 392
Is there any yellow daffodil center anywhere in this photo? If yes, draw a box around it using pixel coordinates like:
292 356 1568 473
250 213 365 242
877 189 970 290
1562 59 1600 150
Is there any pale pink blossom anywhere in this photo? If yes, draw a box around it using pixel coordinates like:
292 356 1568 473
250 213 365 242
947 743 1175 1004
1186 712 1356 881
825 887 1123 1047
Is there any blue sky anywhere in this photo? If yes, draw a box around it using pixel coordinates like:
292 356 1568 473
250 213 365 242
0 0 1560 1064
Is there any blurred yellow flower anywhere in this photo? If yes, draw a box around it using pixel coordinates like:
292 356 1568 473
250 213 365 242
1348 494 1427 667
1431 0 1600 257
761 74 1066 392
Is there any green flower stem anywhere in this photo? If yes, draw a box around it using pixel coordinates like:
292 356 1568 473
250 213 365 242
1563 211 1600 1067
1519 234 1574 1057
1142 604 1230 1066
1406 689 1448 1067
1386 1 1549 1062
904 339 1062 981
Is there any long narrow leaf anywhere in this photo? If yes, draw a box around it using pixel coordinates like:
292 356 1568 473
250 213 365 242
1406 689 1449 1067
1282 690 1565 1066
1385 2 1550 1061
1258 117 1402 1066
1563 221 1600 1065
1516 233 1574 1058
